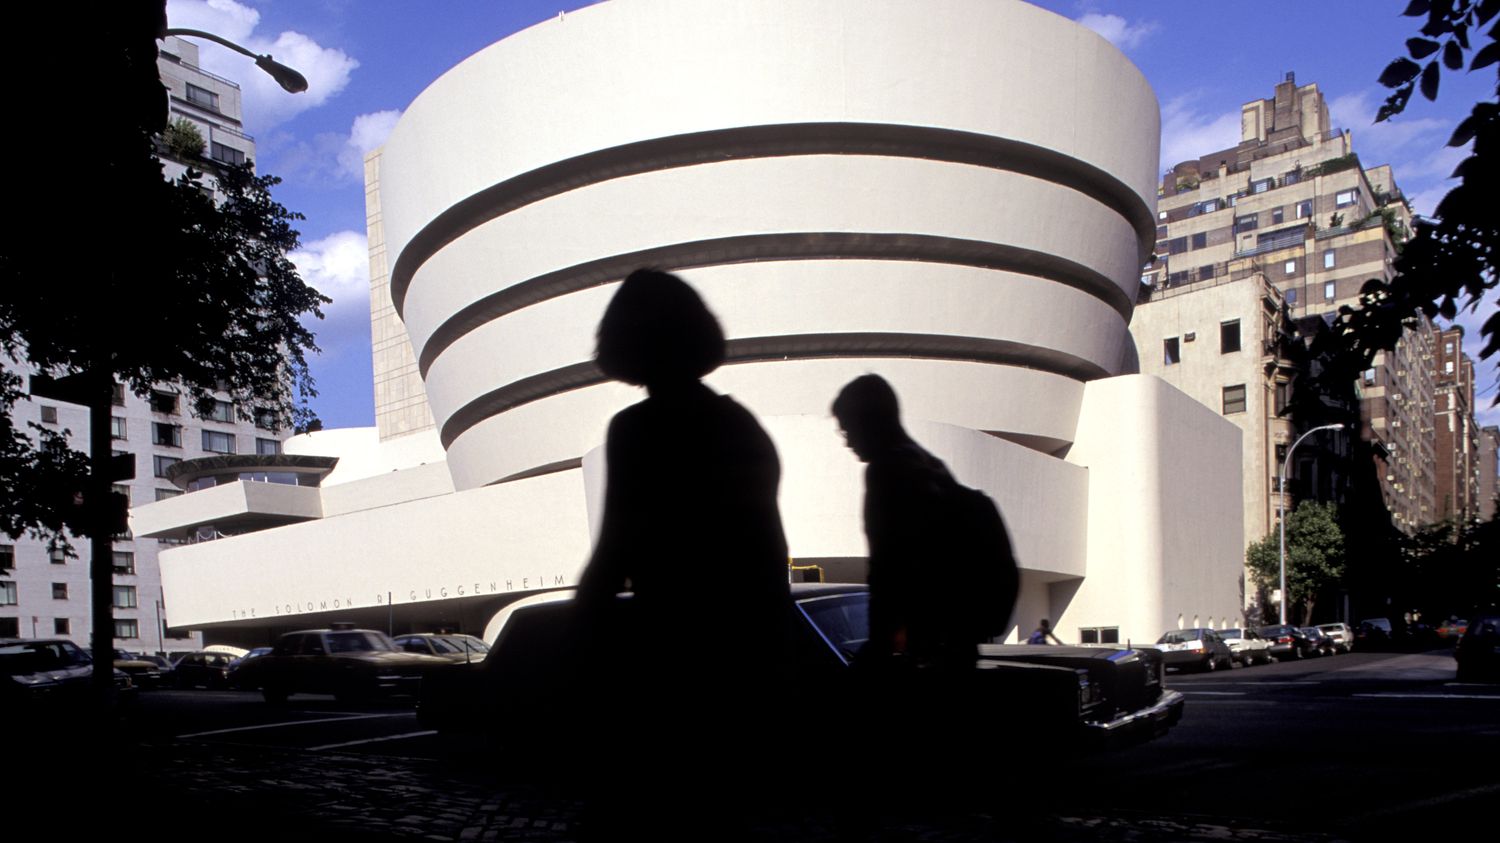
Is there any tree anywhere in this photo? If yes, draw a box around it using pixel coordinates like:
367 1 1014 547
1330 0 1500 389
0 4 327 698
0 4 327 544
1246 501 1347 625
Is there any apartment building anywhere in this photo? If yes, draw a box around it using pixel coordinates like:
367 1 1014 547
1481 425 1499 522
0 37 280 652
1141 73 1437 533
1433 326 1482 521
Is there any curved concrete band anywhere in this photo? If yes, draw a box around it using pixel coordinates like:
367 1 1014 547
377 0 1160 489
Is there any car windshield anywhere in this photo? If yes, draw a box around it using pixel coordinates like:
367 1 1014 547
1221 629 1242 638
0 641 89 674
1260 625 1294 636
437 636 488 654
1158 630 1204 644
798 593 869 659
325 632 393 653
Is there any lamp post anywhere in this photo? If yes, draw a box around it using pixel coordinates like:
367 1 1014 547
162 28 309 93
1278 423 1344 624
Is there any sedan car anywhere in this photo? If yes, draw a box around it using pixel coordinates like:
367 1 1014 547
172 650 237 689
1316 622 1353 654
1300 626 1336 657
231 624 451 703
1259 624 1315 660
1218 628 1273 666
1454 613 1500 682
1152 628 1235 672
2 638 137 715
419 584 1183 753
113 649 166 689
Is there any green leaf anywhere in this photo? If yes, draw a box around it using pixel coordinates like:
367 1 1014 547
1379 57 1423 87
1407 36 1441 58
1444 39 1466 69
1420 60 1442 99
1402 0 1431 16
1478 0 1499 26
1471 40 1500 69
1448 114 1479 146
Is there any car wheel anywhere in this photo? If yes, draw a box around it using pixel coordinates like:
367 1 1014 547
1204 655 1218 672
262 684 288 705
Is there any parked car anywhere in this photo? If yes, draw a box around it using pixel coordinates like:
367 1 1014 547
1218 628 1273 665
231 624 451 703
113 649 165 689
173 651 237 689
1316 623 1353 654
225 647 273 689
1355 619 1393 651
1454 612 1500 682
2 638 137 715
1300 626 1336 657
419 584 1184 753
1152 628 1235 672
393 633 489 663
1436 618 1469 641
1259 624 1315 660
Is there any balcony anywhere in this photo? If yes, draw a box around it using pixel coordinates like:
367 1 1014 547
131 478 323 541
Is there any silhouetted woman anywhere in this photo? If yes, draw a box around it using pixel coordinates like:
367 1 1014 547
574 269 790 835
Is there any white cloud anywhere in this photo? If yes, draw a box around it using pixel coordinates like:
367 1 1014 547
166 0 357 131
1076 13 1156 50
337 110 404 180
1328 90 1450 166
1159 96 1241 172
291 230 369 326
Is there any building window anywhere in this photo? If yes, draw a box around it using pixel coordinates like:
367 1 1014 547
254 410 277 430
50 546 66 564
1286 288 1298 305
1233 214 1259 233
1335 189 1359 207
112 551 135 575
206 400 234 423
0 544 12 570
1155 225 1168 239
1190 232 1207 250
1168 270 1190 286
155 488 183 502
1324 281 1336 301
1285 260 1297 275
1271 207 1284 225
1222 384 1247 414
0 580 16 606
185 84 219 111
1296 200 1313 219
1078 627 1121 645
0 617 17 637
153 455 181 478
1324 250 1336 269
1164 337 1181 365
1251 178 1273 194
202 430 236 454
112 585 137 609
210 142 247 166
39 405 58 424
256 437 282 456
1275 381 1290 414
1199 264 1215 281
115 619 140 640
1363 368 1376 385
152 423 182 447
1445 360 1455 374
1199 199 1219 214
111 417 127 440
112 382 126 406
1166 237 1188 255
1158 210 1168 220
1221 320 1242 354
54 618 69 635
150 391 179 414
52 582 67 600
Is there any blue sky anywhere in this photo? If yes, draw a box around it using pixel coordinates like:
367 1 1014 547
162 0 1499 429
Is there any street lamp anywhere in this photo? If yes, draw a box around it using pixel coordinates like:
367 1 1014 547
1278 422 1344 624
162 28 309 93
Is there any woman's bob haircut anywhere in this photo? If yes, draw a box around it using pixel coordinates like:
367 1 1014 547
595 269 727 387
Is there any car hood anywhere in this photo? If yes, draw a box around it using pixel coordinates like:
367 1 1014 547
335 651 450 667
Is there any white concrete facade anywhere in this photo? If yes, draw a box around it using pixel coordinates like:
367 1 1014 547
151 0 1245 647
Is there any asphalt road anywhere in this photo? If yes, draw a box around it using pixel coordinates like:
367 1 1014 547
24 647 1499 842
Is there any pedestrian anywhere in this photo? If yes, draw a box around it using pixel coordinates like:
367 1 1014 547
832 373 996 670
1027 618 1062 645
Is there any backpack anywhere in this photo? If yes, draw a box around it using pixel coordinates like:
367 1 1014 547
940 478 1020 641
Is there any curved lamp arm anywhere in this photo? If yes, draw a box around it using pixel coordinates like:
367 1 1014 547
163 27 308 93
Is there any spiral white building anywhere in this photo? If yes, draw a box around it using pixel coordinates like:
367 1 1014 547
145 0 1247 647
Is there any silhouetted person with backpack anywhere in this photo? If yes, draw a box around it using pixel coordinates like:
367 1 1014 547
1028 618 1062 645
832 374 1017 671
